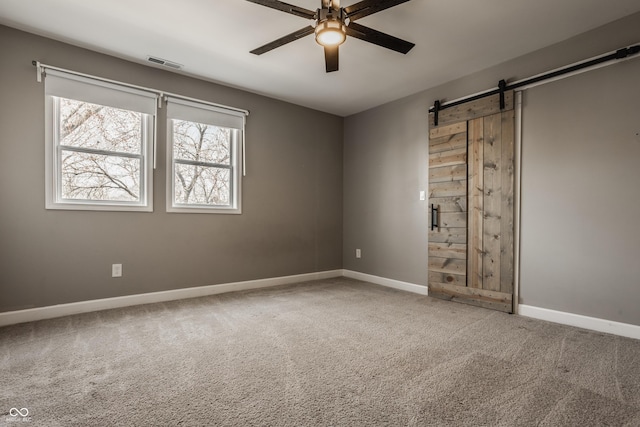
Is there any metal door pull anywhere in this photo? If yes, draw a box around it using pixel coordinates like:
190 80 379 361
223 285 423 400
431 204 439 231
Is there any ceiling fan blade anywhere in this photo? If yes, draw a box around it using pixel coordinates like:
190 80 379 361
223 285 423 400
345 22 414 54
250 26 315 55
324 46 339 72
246 0 316 19
344 0 410 21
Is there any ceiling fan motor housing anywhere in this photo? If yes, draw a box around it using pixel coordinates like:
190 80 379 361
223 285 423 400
315 8 347 46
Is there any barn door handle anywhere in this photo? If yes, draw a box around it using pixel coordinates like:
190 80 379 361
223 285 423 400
431 204 439 231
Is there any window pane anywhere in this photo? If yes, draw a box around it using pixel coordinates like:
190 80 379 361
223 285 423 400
173 120 231 165
61 150 140 201
58 97 142 154
174 164 230 206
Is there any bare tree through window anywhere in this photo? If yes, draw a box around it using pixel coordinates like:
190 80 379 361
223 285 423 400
57 97 144 202
172 120 232 206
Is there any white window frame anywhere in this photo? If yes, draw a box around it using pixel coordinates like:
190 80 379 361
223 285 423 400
166 97 244 214
44 69 156 212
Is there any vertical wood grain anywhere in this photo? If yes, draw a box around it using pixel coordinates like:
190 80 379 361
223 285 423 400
500 110 515 295
467 118 483 289
482 113 502 292
428 121 469 293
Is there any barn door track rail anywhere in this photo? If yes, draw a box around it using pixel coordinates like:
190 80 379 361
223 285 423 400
430 44 640 126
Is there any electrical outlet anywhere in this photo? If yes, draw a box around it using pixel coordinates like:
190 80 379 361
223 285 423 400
419 190 426 201
112 264 122 278
356 249 361 259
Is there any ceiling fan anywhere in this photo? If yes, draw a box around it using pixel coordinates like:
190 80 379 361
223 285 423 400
247 0 415 72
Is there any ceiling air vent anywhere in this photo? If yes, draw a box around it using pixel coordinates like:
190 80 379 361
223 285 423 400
146 56 183 70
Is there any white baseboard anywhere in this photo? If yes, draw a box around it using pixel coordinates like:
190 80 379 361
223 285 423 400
7 270 637 341
342 270 429 296
0 270 343 327
518 304 640 340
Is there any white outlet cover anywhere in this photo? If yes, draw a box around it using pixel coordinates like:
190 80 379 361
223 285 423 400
112 264 122 277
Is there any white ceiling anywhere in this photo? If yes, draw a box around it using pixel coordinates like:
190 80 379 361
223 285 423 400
1 0 639 116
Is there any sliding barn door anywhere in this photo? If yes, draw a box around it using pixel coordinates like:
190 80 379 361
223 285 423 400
428 92 515 313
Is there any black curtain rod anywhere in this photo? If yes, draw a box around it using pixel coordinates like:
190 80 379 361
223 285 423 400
429 45 640 115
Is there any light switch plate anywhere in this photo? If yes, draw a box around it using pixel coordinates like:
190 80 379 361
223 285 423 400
112 264 122 278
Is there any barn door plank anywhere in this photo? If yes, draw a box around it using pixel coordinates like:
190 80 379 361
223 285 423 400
428 120 468 293
429 227 466 244
482 112 503 292
428 243 467 259
429 92 514 127
430 164 467 183
429 148 467 168
467 118 484 290
428 196 466 213
500 110 515 295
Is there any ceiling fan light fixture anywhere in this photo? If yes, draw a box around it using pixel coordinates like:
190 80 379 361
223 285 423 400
247 0 416 73
315 19 346 47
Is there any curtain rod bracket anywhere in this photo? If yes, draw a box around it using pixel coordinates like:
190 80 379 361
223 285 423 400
32 60 42 83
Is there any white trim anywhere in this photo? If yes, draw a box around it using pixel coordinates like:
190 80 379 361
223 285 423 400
5 269 639 340
165 119 242 215
342 270 429 296
513 91 523 315
44 76 155 212
518 305 640 340
0 270 342 327
242 115 247 177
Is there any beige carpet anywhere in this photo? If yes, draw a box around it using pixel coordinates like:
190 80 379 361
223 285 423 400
1 277 639 426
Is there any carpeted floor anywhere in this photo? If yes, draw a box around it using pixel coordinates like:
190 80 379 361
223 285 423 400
1 277 639 426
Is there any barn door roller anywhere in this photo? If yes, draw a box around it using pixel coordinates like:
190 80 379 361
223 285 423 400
498 79 507 110
433 100 441 126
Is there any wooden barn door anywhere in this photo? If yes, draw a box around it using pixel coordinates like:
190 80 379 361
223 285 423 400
428 92 515 313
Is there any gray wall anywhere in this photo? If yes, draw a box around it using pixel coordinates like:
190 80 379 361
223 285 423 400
343 12 640 325
0 25 343 312
343 94 429 285
520 59 640 325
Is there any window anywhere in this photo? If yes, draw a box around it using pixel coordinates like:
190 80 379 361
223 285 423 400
45 70 157 211
166 98 244 214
